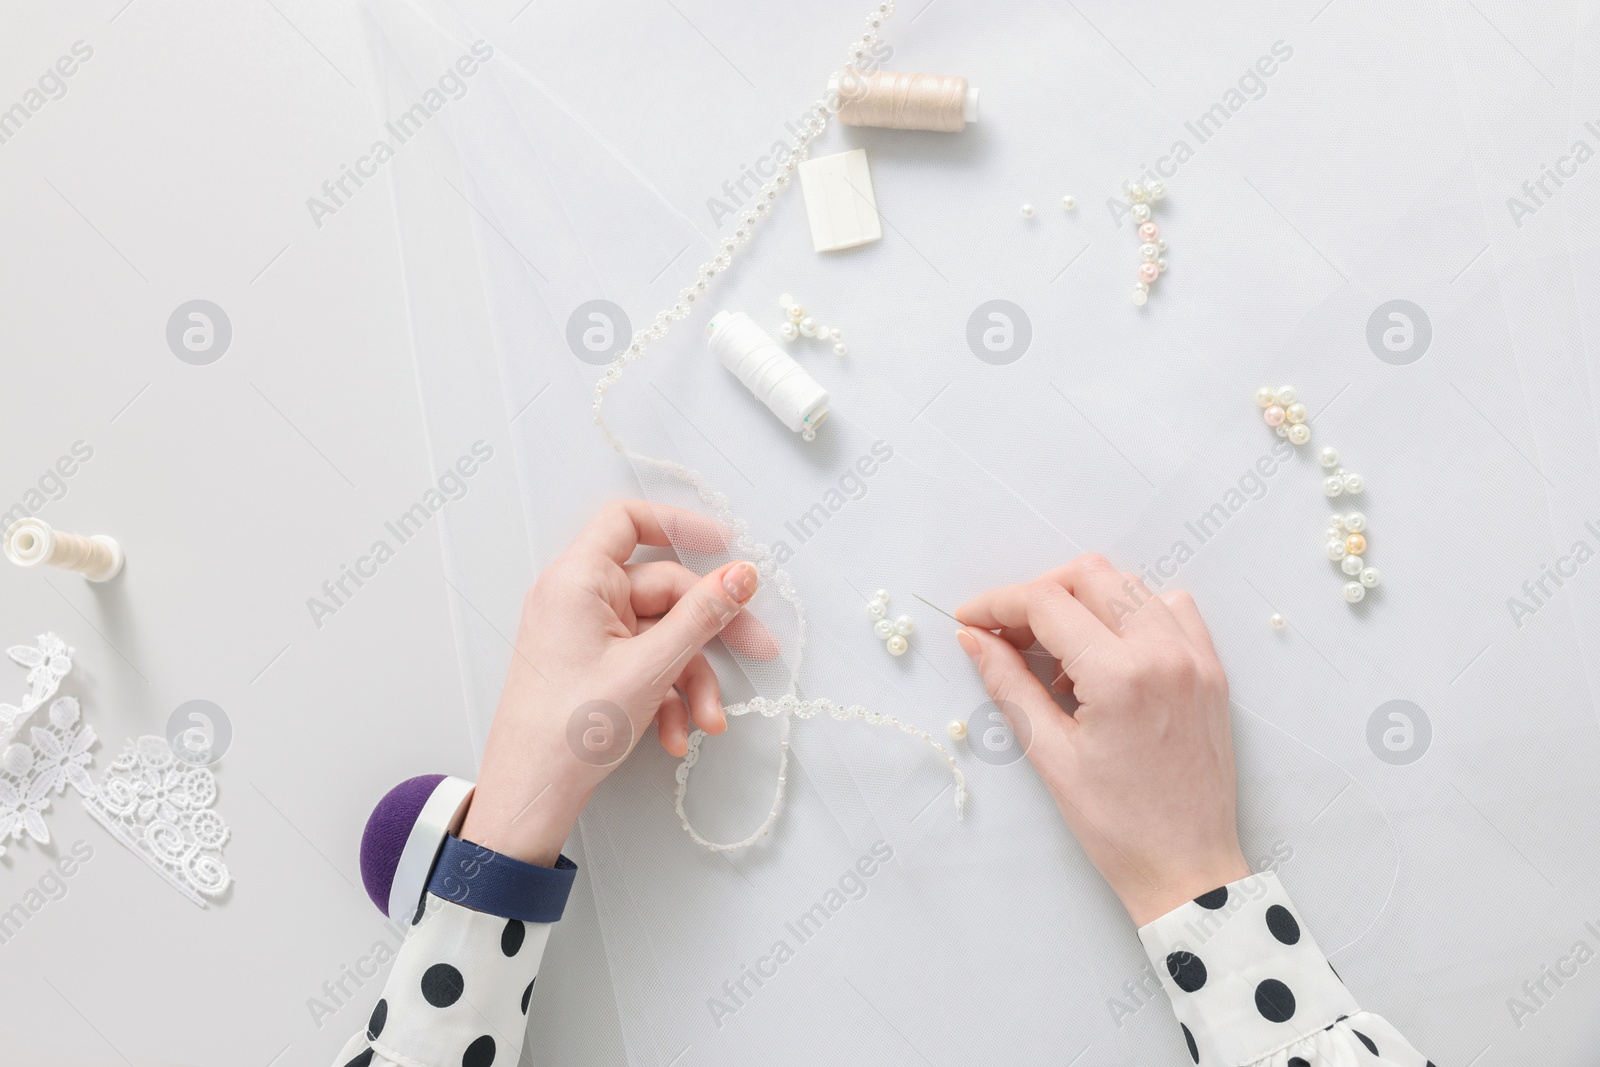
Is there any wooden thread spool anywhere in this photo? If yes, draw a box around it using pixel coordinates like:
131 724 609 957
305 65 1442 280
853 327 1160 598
5 517 123 581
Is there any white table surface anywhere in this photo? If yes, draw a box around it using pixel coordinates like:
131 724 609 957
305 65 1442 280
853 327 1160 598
6 2 1600 1066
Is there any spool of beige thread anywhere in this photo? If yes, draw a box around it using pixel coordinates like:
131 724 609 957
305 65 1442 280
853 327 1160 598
830 70 979 132
5 518 123 582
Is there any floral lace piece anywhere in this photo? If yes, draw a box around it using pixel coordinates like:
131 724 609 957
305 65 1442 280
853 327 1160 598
0 695 97 856
2 632 74 746
82 735 232 907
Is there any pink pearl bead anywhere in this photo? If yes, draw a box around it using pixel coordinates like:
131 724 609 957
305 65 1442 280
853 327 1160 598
1138 262 1159 283
1138 222 1159 242
1263 405 1286 427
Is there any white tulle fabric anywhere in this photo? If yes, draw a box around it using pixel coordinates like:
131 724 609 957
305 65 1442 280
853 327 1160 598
82 735 233 907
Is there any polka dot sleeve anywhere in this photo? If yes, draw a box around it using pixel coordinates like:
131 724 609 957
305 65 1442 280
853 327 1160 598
1137 871 1436 1067
330 893 550 1067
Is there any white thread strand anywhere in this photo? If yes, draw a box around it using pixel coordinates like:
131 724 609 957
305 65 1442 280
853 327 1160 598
586 1 966 851
706 311 830 437
4 518 122 582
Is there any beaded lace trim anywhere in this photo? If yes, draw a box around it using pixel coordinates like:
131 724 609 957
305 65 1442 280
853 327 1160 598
586 1 966 850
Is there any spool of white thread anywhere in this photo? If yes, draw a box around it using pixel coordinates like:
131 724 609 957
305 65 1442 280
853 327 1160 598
4 518 123 581
706 311 830 439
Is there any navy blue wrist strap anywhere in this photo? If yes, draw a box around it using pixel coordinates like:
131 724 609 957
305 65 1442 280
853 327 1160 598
425 835 578 923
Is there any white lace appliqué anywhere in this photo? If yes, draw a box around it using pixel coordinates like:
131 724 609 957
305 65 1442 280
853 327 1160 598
0 695 98 856
3 632 74 745
82 735 233 907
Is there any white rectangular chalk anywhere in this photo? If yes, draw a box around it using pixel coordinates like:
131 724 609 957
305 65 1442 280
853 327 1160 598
797 148 882 252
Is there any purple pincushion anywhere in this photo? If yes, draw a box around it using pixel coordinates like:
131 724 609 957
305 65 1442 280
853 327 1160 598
361 774 447 915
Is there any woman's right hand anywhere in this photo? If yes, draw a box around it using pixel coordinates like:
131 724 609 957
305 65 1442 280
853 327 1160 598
955 554 1251 926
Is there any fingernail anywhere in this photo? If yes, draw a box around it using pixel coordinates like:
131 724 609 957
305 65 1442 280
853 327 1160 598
724 561 758 604
956 628 980 660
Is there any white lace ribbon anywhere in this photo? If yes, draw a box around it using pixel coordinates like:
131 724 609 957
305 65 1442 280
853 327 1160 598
581 1 966 851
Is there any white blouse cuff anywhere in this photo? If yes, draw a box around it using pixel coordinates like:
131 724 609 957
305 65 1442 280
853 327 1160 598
333 892 551 1067
1137 870 1412 1066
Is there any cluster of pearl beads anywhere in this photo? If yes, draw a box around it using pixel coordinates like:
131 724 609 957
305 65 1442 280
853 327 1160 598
777 293 847 355
1255 385 1312 446
1317 446 1364 498
1325 507 1381 602
866 588 915 656
1125 180 1168 306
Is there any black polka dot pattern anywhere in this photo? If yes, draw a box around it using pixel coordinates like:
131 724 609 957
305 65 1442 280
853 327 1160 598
1254 978 1296 1023
462 1034 496 1067
1265 905 1301 945
367 999 387 1040
501 919 526 957
421 963 466 1008
343 1050 374 1067
521 977 535 1015
1167 951 1208 993
1136 873 1430 1067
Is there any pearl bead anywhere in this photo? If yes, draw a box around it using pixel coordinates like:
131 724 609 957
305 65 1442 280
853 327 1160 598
1139 262 1160 283
1330 514 1345 528
1275 386 1297 406
1138 222 1159 242
799 317 817 337
1020 203 1035 218
1132 287 1149 306
873 589 890 600
1343 511 1366 532
1263 405 1286 427
1344 532 1367 555
1270 613 1286 629
1325 527 1341 542
1062 195 1076 211
1323 476 1344 497
893 615 915 636
1275 425 1289 437
1288 423 1312 445
872 619 893 639
1285 403 1307 424
1126 181 1148 202
1132 203 1152 222
1326 539 1347 560
886 634 909 656
1256 386 1276 408
1147 181 1166 200
1360 566 1382 588
1342 473 1364 494
788 305 804 322
834 342 848 355
830 327 844 342
1319 447 1340 468
779 321 799 341
1342 553 1364 576
1140 243 1159 262
867 601 887 619
1343 581 1366 603
947 720 967 740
